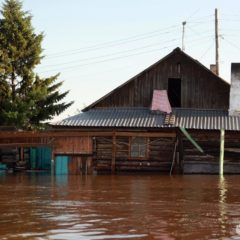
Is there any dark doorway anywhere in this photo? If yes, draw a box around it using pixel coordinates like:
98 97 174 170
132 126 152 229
168 78 181 107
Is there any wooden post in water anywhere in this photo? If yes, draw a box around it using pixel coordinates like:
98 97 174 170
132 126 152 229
219 128 225 175
111 133 116 174
20 147 24 161
170 139 178 175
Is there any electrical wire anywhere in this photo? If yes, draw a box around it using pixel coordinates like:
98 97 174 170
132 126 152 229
38 34 213 74
44 16 214 59
39 42 180 74
39 31 213 71
221 37 240 51
40 38 180 69
45 25 180 58
200 41 215 59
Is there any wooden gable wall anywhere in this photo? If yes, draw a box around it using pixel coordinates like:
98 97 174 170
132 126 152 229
84 48 230 111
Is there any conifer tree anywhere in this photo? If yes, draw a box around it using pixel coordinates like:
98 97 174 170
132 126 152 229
0 0 73 129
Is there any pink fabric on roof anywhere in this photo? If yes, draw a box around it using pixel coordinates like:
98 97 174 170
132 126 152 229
150 90 172 113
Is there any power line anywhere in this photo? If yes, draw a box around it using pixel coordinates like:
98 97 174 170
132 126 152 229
200 41 215 59
39 34 213 72
219 18 240 22
45 25 180 58
39 43 180 74
38 34 213 74
40 38 180 69
44 29 180 60
222 37 240 51
44 16 214 59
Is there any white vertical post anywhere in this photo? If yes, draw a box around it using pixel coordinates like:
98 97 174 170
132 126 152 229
219 128 225 175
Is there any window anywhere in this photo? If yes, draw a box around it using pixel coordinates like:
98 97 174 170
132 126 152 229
168 78 181 107
130 137 147 158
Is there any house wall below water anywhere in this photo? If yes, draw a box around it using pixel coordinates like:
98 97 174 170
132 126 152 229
52 131 178 174
1 129 239 174
93 132 177 173
53 136 93 175
182 130 240 174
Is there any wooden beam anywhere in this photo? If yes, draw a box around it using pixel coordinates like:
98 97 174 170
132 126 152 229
0 143 52 147
115 132 176 138
55 152 92 156
0 131 176 138
170 139 178 175
111 133 116 174
224 148 240 153
179 127 204 153
20 147 24 161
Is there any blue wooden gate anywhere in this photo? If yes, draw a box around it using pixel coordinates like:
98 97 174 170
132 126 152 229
30 147 52 170
55 156 69 175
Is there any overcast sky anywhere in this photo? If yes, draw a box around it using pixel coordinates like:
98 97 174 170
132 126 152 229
1 0 240 120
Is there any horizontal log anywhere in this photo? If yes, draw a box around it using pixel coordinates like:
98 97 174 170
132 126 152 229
115 166 170 171
149 145 174 150
115 132 176 138
96 151 113 156
115 162 171 167
149 146 174 150
0 143 52 147
2 130 240 140
96 143 112 148
148 157 171 161
116 147 129 151
149 149 174 155
149 140 175 145
55 152 92 156
116 154 128 159
184 157 217 162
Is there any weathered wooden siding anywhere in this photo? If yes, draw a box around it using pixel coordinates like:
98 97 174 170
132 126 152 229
68 156 93 175
93 134 176 172
53 136 92 154
87 49 229 110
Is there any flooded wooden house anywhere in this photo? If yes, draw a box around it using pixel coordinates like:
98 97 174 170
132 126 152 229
1 48 240 174
50 48 240 174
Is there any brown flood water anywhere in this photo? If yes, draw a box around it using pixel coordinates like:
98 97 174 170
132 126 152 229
0 173 240 240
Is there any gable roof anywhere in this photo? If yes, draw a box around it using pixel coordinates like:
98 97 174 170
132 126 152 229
82 47 229 112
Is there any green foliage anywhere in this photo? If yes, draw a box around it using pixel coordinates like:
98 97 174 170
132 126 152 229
0 0 73 129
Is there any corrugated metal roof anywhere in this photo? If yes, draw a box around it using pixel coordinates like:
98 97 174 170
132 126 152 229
174 108 240 130
52 108 240 131
54 108 167 128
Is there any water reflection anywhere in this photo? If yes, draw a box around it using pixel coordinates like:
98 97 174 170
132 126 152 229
218 176 228 237
0 174 240 239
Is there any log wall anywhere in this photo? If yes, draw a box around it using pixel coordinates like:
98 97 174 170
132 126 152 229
93 135 176 173
182 130 240 174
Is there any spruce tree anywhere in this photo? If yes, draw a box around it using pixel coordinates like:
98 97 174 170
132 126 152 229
0 0 73 129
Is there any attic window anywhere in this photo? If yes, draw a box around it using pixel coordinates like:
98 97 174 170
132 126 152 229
168 78 181 107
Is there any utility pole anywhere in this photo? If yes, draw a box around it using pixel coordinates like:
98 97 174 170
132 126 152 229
182 21 186 51
215 8 219 76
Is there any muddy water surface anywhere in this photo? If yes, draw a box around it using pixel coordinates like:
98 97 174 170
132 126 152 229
0 174 240 239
